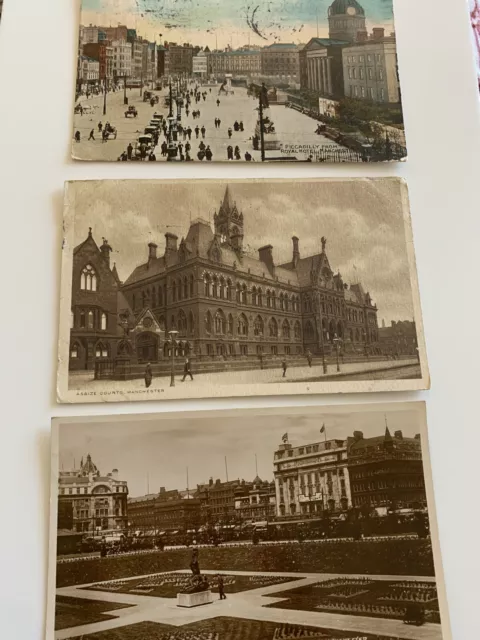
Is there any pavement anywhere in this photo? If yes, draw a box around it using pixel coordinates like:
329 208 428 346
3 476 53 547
55 569 442 640
68 358 420 393
72 83 345 162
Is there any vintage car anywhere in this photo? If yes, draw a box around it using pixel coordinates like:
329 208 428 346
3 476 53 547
152 112 163 122
125 105 138 118
149 120 161 129
144 126 158 136
403 604 426 626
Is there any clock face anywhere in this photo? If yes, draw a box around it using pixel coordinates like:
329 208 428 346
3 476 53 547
347 6 356 15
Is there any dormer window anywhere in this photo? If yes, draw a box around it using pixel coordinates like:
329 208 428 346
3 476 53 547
81 265 97 291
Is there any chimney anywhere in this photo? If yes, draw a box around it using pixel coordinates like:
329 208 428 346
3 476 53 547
391 320 396 327
100 238 112 267
415 434 421 440
148 242 158 261
372 27 385 41
382 318 386 328
164 232 178 265
159 486 166 493
353 430 364 441
111 468 118 479
356 30 368 42
258 244 275 275
394 430 403 439
209 477 214 486
292 236 300 268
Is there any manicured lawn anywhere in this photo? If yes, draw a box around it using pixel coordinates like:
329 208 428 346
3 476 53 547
74 617 412 640
57 539 436 588
55 595 133 631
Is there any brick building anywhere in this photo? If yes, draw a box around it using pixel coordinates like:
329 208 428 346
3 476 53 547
58 455 129 533
347 428 426 510
261 43 301 86
273 436 351 520
378 320 418 356
234 478 276 523
207 50 261 77
83 42 114 82
196 478 243 525
165 43 195 75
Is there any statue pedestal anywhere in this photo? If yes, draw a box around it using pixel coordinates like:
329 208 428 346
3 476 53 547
254 122 280 150
176 590 213 608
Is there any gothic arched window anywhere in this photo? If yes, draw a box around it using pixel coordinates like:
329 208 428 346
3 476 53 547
215 309 226 334
241 284 247 304
237 313 248 336
305 321 314 341
252 286 258 306
80 264 97 291
87 310 94 329
188 311 195 334
294 321 302 340
204 273 211 297
228 314 234 335
268 318 278 337
183 277 188 299
254 315 264 336
282 320 291 339
205 311 212 334
101 312 107 331
178 310 187 334
189 275 194 297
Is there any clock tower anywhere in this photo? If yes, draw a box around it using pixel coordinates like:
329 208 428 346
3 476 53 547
328 0 366 43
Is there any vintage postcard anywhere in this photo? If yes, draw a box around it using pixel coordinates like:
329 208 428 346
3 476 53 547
57 178 429 403
73 0 406 162
47 402 451 640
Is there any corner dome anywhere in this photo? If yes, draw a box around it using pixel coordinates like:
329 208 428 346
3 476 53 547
329 0 365 16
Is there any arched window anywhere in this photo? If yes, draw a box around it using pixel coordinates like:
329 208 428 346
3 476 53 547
226 279 232 301
236 283 241 303
362 328 366 342
70 342 80 359
189 275 194 297
205 311 212 334
95 342 109 358
80 310 86 328
266 289 271 308
329 320 336 342
118 340 131 356
204 274 211 297
279 293 284 310
282 320 290 339
251 287 257 306
188 311 195 334
214 309 226 334
183 277 188 299
228 314 234 335
212 276 218 298
305 321 314 341
284 295 289 312
271 290 276 309
178 310 187 334
254 315 264 336
237 313 248 336
294 321 302 340
80 264 97 291
171 315 177 329
241 284 247 304
268 318 278 337
101 312 107 331
219 277 225 299
171 281 176 302
258 288 263 307
177 278 182 301
87 310 94 329
322 318 328 342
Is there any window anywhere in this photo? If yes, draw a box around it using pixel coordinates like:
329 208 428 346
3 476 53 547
183 277 188 299
204 274 211 297
238 314 248 336
352 67 356 79
172 280 177 302
360 86 365 97
359 67 364 79
378 67 384 80
285 345 290 355
70 342 79 358
368 68 373 80
101 312 107 330
379 88 385 101
294 321 301 340
268 318 278 337
282 320 290 339
359 55 364 63
367 54 372 62
189 275 194 297
205 311 212 334
228 314 234 335
80 265 97 291
254 315 264 336
87 311 94 329
271 345 278 355
214 310 226 334
188 311 195 334
305 321 314 341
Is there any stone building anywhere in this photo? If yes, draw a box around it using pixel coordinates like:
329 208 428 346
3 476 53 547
347 428 426 510
378 320 418 356
58 455 128 533
196 478 243 525
302 38 349 97
165 43 195 75
207 50 261 78
234 478 276 523
261 43 301 86
69 186 379 371
273 436 352 520
128 488 201 534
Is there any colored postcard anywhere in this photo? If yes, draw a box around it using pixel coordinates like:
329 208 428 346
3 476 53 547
47 402 450 640
73 0 406 162
57 177 429 403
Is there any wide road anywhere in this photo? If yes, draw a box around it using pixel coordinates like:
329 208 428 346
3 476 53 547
72 82 346 162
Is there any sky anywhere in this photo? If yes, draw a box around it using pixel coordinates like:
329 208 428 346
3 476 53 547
71 178 416 325
58 404 424 498
80 0 396 50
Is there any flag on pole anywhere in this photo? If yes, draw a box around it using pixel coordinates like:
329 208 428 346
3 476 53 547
282 433 288 443
320 424 325 434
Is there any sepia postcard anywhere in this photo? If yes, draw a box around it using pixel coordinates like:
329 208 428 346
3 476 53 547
47 402 451 640
57 178 429 403
73 0 406 162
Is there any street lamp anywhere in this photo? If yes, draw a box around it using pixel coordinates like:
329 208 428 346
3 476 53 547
168 330 179 387
333 334 342 372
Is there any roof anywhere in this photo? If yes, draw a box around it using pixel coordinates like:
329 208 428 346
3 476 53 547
264 43 299 50
348 428 421 454
209 50 261 56
329 0 365 16
305 37 350 49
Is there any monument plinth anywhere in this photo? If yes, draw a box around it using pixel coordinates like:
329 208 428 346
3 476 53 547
176 590 214 608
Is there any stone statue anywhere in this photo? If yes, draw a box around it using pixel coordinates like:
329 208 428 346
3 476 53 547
321 236 327 252
190 548 200 576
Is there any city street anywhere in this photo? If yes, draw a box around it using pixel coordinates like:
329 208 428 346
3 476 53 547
72 83 346 162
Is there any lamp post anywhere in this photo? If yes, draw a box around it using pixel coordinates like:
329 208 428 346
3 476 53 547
103 76 107 116
333 334 342 372
168 329 179 387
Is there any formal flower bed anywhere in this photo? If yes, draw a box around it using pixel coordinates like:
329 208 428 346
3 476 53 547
57 539 435 588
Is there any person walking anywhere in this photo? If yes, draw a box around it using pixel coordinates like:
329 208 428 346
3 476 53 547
98 121 103 133
201 125 206 138
228 127 232 139
127 142 133 159
217 118 221 128
195 125 200 139
74 130 81 142
227 145 233 160
281 358 287 377
88 129 95 141
182 357 194 381
187 126 192 140
216 98 220 107
245 151 252 161
205 146 213 161
217 574 227 600
144 362 153 388
306 350 312 367
234 145 241 160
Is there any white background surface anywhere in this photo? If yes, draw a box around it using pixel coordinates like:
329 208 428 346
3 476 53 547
0 0 479 638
